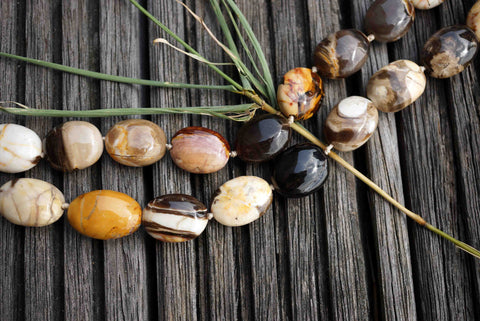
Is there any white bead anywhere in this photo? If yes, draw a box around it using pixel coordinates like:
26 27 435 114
411 0 445 10
0 124 43 173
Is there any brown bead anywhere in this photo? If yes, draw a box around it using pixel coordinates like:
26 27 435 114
277 68 324 120
313 29 371 79
105 119 167 167
364 0 415 43
467 1 480 41
170 127 230 174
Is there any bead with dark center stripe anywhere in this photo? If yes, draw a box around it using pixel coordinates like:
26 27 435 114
142 194 212 242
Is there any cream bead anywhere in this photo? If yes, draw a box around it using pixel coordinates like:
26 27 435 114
0 124 43 173
411 0 445 10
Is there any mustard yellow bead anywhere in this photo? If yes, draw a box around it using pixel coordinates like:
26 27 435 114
67 190 141 240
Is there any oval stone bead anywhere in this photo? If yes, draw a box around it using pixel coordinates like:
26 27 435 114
143 194 210 242
467 1 480 41
45 121 103 172
313 29 371 79
105 119 167 167
364 0 415 43
271 143 328 198
367 60 426 113
235 114 291 163
324 96 379 152
211 176 273 227
411 0 445 10
0 178 65 227
0 124 42 173
421 25 479 79
170 127 230 174
68 190 141 240
277 67 324 120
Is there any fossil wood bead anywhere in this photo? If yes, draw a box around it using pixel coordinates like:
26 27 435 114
367 60 426 113
235 114 291 162
68 190 141 240
45 121 103 172
143 194 210 242
422 25 478 79
0 178 65 227
0 124 42 173
364 0 415 43
277 67 324 120
411 0 445 10
271 143 328 198
105 119 167 167
170 127 230 174
324 96 379 152
467 1 480 41
211 176 273 227
313 29 371 79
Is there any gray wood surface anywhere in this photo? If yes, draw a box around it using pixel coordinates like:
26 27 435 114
0 0 479 320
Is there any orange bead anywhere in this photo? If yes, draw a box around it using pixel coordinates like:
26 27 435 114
67 190 141 240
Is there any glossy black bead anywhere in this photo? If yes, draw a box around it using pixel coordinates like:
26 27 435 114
271 143 328 198
235 114 291 162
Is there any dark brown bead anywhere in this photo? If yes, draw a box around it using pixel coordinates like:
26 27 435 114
364 0 415 43
313 29 371 79
235 114 291 163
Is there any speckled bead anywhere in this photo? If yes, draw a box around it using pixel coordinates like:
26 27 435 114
467 1 480 41
421 25 478 79
411 0 445 10
44 121 103 172
105 119 167 167
170 127 230 174
277 68 324 120
0 124 42 173
364 0 415 43
0 178 65 227
313 29 371 79
324 96 379 152
211 176 273 227
142 194 211 242
68 190 141 240
367 60 426 113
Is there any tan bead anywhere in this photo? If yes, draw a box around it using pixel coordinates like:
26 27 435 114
467 1 480 41
367 60 426 113
0 178 65 227
411 0 445 10
105 119 167 167
211 176 273 227
324 96 379 152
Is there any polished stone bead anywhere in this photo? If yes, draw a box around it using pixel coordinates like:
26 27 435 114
143 194 211 242
324 96 379 152
422 25 478 79
364 0 415 43
45 121 103 172
105 119 167 167
271 143 328 197
235 114 291 163
313 29 371 79
467 1 480 41
68 190 141 240
411 0 445 10
0 178 65 227
277 68 324 120
211 176 273 227
0 124 42 173
170 127 230 174
367 60 426 113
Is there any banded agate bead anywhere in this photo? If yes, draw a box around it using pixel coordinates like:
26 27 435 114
45 121 103 171
105 119 167 167
211 176 273 227
170 127 230 174
235 114 291 162
68 190 141 240
467 1 480 41
0 124 42 173
143 194 210 242
422 25 478 79
313 29 371 79
411 0 445 10
277 68 324 120
367 60 426 113
324 96 379 152
0 178 65 227
271 143 328 198
364 0 415 43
